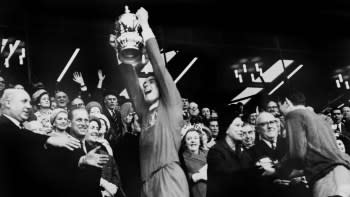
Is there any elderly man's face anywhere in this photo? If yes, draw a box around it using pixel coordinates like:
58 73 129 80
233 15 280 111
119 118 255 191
7 90 32 122
256 112 279 142
104 95 118 110
70 109 89 140
55 91 69 108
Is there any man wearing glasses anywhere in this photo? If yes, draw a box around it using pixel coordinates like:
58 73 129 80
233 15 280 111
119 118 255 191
246 111 288 197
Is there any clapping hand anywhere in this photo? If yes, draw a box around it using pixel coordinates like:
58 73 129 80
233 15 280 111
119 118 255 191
256 157 276 176
46 134 81 151
73 72 85 86
192 164 208 182
83 146 110 168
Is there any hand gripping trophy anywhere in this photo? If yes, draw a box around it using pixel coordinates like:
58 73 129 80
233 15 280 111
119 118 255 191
110 6 145 65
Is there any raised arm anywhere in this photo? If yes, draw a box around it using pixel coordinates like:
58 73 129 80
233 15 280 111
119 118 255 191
136 8 182 109
72 72 91 102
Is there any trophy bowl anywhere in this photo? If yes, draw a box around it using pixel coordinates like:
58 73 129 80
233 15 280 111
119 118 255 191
114 6 144 65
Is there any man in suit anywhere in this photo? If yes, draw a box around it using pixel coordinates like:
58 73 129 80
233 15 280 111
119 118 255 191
0 88 81 197
102 90 123 141
250 112 287 162
67 107 110 197
332 107 347 134
247 111 288 197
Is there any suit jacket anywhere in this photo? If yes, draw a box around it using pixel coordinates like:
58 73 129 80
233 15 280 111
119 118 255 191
103 106 123 139
206 139 258 197
247 137 287 164
246 138 289 197
0 115 49 197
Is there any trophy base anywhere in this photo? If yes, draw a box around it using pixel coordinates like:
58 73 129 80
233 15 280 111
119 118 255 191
119 47 142 65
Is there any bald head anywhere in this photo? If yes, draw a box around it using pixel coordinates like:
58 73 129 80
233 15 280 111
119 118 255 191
1 89 32 122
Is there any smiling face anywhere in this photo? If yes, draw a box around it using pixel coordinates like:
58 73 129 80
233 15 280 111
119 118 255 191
87 120 100 141
185 130 201 154
141 76 159 104
55 91 69 108
69 109 89 140
53 112 69 131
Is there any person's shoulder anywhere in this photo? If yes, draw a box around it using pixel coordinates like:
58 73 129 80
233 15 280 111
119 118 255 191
0 115 13 126
286 108 309 118
208 140 227 154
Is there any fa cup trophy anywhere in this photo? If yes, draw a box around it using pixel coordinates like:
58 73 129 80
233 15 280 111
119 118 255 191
112 6 144 65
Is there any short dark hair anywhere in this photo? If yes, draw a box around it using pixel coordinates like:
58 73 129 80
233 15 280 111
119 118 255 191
278 89 306 106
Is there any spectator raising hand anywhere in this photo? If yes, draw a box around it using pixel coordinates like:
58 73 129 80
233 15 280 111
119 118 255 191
73 72 86 87
97 69 106 89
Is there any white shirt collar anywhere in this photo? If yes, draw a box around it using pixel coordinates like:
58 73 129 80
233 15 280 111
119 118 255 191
262 138 276 149
3 114 23 129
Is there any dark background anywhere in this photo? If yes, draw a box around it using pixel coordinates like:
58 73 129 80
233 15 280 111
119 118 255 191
2 0 350 123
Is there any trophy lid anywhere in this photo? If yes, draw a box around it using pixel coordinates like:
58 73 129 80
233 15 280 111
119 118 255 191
118 5 137 22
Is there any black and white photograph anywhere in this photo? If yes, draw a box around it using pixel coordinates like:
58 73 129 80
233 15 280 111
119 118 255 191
1 0 350 197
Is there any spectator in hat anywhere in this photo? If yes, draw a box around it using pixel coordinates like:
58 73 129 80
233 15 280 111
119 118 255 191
102 89 123 146
86 101 103 116
28 89 52 135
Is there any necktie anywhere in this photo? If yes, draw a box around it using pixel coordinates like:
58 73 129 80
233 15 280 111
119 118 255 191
112 110 118 122
19 122 24 130
271 141 276 150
